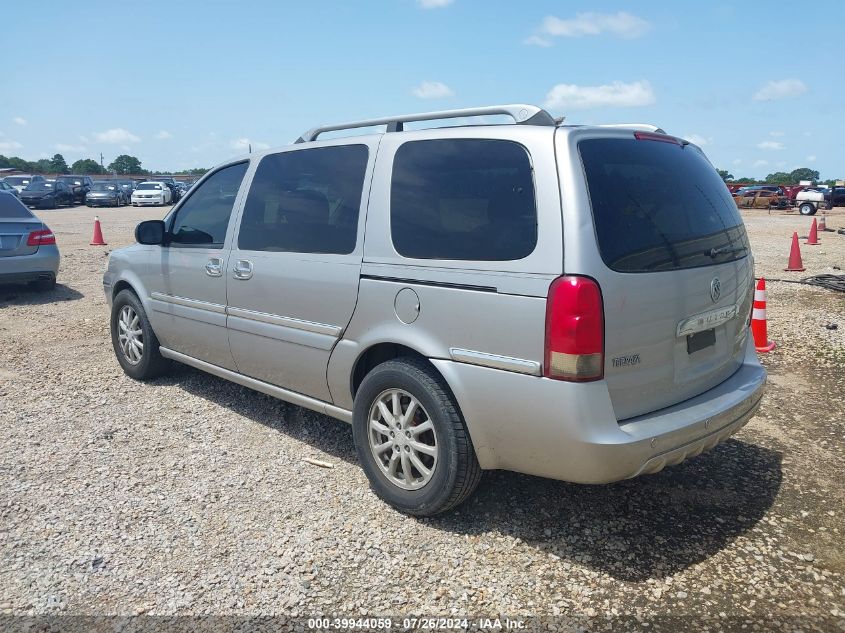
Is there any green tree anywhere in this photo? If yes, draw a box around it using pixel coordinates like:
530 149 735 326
6 156 34 171
789 167 819 183
764 171 791 184
717 169 734 182
32 159 53 173
49 153 69 174
733 177 756 184
108 154 143 175
185 167 208 176
71 158 104 175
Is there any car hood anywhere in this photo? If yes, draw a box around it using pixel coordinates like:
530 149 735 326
21 190 53 198
88 191 118 197
133 190 163 195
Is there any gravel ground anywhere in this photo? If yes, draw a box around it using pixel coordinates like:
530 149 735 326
1 203 843 631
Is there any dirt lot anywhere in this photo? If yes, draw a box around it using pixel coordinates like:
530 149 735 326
1 203 843 631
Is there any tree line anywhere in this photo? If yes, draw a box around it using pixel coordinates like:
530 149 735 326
0 153 208 177
716 167 839 186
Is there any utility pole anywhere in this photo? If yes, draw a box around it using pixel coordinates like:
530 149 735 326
100 153 104 173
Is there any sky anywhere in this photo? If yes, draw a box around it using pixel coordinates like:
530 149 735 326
1 0 842 179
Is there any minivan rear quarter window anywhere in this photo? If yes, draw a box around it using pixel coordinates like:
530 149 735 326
580 137 749 272
391 139 537 261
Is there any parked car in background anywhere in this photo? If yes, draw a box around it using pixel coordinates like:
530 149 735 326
19 180 74 209
87 181 126 207
131 181 172 206
0 181 20 197
104 103 766 516
56 175 94 204
733 189 789 210
4 174 45 193
0 190 60 290
151 177 181 203
116 180 135 203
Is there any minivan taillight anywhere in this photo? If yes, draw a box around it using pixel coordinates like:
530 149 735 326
544 276 604 382
26 228 56 246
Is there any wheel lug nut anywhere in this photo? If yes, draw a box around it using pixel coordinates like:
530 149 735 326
390 431 395 437
405 431 411 438
404 446 410 452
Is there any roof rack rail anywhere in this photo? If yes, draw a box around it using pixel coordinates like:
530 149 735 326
295 104 556 143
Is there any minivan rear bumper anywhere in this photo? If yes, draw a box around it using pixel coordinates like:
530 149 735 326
432 333 765 483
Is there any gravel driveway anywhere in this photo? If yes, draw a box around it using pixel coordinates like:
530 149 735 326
1 204 843 631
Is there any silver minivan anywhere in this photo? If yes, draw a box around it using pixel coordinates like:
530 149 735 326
104 104 766 515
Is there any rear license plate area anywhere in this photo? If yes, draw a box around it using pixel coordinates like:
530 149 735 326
687 328 716 354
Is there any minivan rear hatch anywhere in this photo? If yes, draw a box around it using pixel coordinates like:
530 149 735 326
566 131 754 420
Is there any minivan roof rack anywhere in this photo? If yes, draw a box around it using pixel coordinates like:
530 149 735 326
295 104 557 143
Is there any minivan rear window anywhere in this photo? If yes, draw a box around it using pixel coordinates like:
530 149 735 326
580 137 749 272
391 139 537 261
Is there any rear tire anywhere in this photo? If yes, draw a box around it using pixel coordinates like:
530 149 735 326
799 202 816 216
110 289 171 380
352 357 482 516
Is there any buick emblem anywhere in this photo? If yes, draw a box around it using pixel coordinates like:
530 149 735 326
710 277 721 303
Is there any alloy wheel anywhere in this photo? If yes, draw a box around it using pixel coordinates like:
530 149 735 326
117 305 144 364
368 388 438 490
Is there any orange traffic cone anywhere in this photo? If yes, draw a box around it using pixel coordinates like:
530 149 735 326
818 214 827 231
90 217 107 246
784 232 805 271
751 278 775 353
806 218 820 245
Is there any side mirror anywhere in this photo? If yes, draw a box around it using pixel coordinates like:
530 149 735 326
135 220 166 245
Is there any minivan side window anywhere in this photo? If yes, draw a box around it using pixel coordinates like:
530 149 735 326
169 162 248 247
238 145 369 255
390 139 537 261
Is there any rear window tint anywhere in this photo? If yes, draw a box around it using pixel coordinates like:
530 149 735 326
580 137 750 272
391 139 537 261
0 193 34 218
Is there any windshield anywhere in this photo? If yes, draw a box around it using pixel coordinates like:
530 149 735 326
92 183 118 192
5 177 30 186
58 177 82 185
137 183 162 190
580 136 750 272
24 183 53 191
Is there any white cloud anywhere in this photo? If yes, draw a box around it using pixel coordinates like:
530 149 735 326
0 140 23 152
54 143 86 152
523 35 553 47
752 79 807 101
93 128 141 144
412 80 454 99
732 159 742 165
155 130 172 140
683 133 710 146
417 0 453 7
231 138 270 152
13 117 27 126
769 131 785 137
544 80 655 110
753 160 769 168
757 140 785 150
78 135 90 143
529 12 650 45
806 155 817 162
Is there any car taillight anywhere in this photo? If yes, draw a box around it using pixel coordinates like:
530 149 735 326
544 276 604 382
26 228 56 246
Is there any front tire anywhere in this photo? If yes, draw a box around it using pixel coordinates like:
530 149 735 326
799 202 817 216
352 357 482 516
110 289 171 380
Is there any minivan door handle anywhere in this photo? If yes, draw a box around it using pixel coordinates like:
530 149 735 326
205 257 223 277
232 259 253 280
